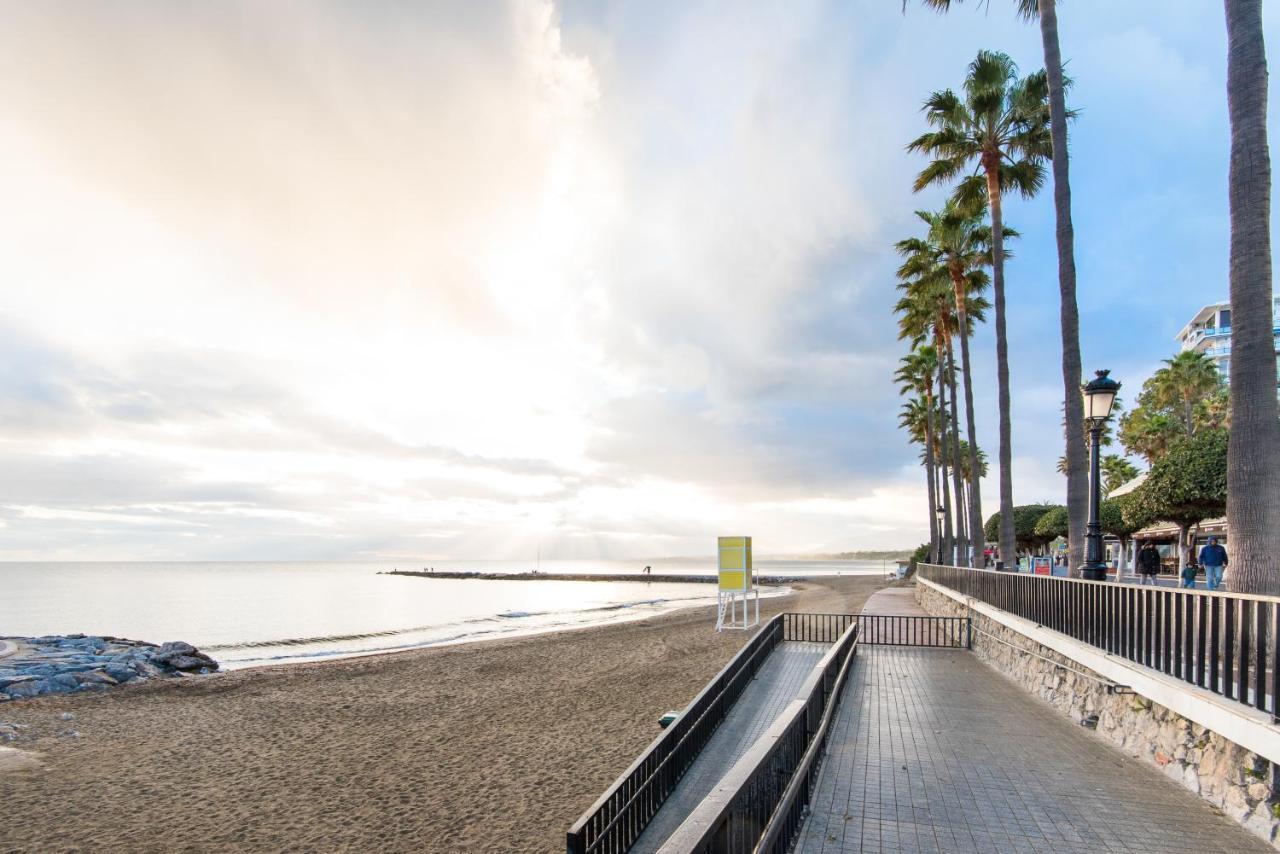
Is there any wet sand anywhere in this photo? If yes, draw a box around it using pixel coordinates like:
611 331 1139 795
0 574 886 853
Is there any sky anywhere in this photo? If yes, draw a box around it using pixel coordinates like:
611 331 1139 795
0 1 1273 561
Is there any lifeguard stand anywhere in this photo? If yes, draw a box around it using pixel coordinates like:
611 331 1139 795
716 536 759 631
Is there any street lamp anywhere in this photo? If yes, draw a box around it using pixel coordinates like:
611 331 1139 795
1080 369 1121 581
934 506 946 563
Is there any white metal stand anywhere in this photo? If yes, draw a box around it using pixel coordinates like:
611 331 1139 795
715 587 759 632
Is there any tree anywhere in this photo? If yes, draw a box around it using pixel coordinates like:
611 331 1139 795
1119 358 1228 463
1101 455 1140 495
1150 351 1223 436
909 49 1051 574
897 348 942 561
907 0 1087 596
1033 505 1068 543
1101 497 1143 579
984 504 1060 557
1124 429 1228 571
1119 405 1184 464
895 251 990 565
896 202 1003 563
1224 0 1280 594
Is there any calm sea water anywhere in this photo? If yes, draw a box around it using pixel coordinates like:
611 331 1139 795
0 559 889 669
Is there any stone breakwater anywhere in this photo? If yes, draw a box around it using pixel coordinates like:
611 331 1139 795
0 635 218 703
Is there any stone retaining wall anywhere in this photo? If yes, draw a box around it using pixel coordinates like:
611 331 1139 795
916 582 1280 848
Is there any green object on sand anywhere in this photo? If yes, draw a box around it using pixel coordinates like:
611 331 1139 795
658 711 680 729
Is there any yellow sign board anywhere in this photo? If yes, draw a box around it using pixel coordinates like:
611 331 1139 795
718 536 753 591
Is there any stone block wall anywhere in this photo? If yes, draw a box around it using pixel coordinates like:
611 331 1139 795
916 582 1280 848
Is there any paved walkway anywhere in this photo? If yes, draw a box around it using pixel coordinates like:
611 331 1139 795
631 640 829 853
795 645 1269 853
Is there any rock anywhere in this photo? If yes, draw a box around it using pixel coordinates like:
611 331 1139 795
164 655 213 671
0 675 39 690
103 664 136 684
5 680 47 699
47 673 80 693
58 712 75 721
73 670 117 687
154 641 197 659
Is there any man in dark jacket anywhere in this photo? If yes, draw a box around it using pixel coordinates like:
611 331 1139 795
1136 542 1161 586
1198 537 1229 591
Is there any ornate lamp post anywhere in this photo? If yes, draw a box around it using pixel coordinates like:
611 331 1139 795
1080 370 1121 581
934 506 946 563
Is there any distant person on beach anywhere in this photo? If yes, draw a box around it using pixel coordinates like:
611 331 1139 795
1199 537 1228 591
1136 542 1161 585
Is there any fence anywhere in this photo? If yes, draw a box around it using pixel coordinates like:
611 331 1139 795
782 612 855 643
566 614 784 854
658 621 861 854
858 614 969 648
919 563 1280 720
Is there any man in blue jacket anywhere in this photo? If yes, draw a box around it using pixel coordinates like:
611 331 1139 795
1198 537 1229 591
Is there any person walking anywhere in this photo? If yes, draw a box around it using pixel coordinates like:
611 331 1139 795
1180 561 1198 589
1136 541 1161 586
1198 536 1229 591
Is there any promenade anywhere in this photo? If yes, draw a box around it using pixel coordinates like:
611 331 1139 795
794 589 1269 853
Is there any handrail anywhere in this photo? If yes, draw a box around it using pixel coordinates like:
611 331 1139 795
924 562 1280 605
656 620 861 854
753 621 862 853
919 563 1280 720
566 614 784 854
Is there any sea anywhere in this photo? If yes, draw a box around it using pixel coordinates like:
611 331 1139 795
0 558 892 670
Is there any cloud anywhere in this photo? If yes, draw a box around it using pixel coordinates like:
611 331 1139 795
1 1 1266 559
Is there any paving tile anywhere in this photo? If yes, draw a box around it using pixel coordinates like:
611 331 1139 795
792 646 1271 853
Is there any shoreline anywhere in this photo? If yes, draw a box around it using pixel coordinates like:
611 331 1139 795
214 582 792 671
0 574 890 853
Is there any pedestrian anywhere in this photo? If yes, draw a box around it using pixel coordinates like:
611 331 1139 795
1136 541 1161 586
1198 536 1229 592
1180 561 1198 589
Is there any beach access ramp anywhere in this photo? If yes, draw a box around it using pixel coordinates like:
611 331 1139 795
566 608 969 854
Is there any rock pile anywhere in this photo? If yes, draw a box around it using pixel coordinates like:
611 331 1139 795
0 635 218 702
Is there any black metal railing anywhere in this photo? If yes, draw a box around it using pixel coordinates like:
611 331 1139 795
858 614 969 648
920 563 1280 719
659 621 861 854
782 612 856 643
566 615 786 854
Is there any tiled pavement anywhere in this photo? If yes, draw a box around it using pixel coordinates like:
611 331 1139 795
795 646 1270 853
630 640 829 853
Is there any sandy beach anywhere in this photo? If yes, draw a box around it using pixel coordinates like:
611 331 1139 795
0 574 886 853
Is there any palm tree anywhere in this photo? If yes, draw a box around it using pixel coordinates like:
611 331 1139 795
895 261 990 565
896 348 942 560
896 203 1006 563
1100 455 1140 495
908 50 1050 571
1150 351 1223 436
1224 0 1280 594
895 279 955 561
906 0 1087 584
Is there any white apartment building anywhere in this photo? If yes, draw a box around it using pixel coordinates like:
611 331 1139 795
1175 295 1280 385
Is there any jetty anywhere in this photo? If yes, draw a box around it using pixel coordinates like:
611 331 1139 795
382 570 801 585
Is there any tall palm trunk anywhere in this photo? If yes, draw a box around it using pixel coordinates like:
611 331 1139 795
946 340 968 561
924 388 940 562
982 154 1016 570
950 266 984 564
1037 0 1088 576
1224 0 1280 594
936 350 955 563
